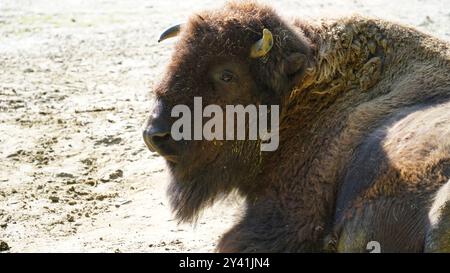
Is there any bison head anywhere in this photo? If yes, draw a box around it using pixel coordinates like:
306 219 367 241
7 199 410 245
143 2 313 222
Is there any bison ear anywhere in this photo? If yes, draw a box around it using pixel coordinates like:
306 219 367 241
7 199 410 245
283 53 307 76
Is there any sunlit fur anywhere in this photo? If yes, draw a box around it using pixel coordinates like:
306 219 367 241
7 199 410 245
150 1 450 252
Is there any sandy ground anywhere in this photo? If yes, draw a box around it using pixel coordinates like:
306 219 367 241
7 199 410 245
0 0 449 253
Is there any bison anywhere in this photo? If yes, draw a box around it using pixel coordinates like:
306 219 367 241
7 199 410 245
143 1 450 252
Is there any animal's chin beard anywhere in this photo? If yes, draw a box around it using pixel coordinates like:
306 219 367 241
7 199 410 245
166 169 233 223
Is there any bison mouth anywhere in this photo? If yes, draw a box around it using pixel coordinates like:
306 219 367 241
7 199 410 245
163 155 180 164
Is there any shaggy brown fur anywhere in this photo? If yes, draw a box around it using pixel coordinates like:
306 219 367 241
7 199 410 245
145 1 450 252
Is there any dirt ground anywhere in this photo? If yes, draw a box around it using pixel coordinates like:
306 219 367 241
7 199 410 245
0 0 449 253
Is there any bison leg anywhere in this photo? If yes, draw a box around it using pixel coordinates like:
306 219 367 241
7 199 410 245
216 216 292 253
217 221 321 253
425 180 450 252
217 200 324 252
217 224 258 253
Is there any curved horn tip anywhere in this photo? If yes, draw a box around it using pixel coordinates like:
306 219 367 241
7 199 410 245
250 28 274 58
158 24 182 43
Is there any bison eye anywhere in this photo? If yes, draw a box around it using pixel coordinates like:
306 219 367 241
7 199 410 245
221 70 235 83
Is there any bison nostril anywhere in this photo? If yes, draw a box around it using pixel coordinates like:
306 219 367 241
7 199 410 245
143 128 171 153
150 133 171 151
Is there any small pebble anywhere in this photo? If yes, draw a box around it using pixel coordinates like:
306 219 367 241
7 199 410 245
0 240 10 252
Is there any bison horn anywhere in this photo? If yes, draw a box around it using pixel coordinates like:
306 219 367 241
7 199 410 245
250 28 274 58
158 24 183 43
